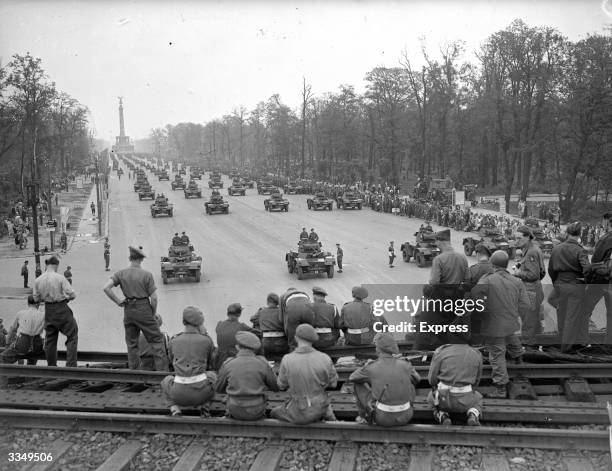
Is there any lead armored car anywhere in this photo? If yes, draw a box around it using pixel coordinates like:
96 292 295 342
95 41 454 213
161 243 202 284
138 183 155 200
264 191 289 211
401 229 450 267
150 194 174 218
307 192 334 211
205 193 229 214
286 240 335 279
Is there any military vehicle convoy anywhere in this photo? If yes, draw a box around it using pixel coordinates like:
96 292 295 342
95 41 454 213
336 191 363 210
463 225 514 257
401 229 450 267
138 183 155 200
284 183 303 195
190 168 202 180
240 176 255 188
205 193 229 214
150 194 174 218
228 181 246 196
307 192 334 211
158 170 170 181
184 180 202 198
264 191 289 212
161 243 202 284
171 175 186 190
209 175 223 189
257 182 276 195
286 240 335 279
524 218 554 257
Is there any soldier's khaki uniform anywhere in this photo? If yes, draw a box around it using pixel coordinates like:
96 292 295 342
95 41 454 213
280 290 315 349
255 306 289 355
340 300 380 345
311 300 340 349
514 241 545 346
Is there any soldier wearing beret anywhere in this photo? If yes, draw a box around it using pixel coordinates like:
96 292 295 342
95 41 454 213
280 288 315 350
310 286 341 349
581 212 612 345
161 306 217 416
33 255 78 367
548 222 591 352
427 334 483 426
216 331 279 420
340 286 383 346
271 324 338 424
215 303 259 368
349 333 420 426
513 225 546 350
103 246 168 371
251 293 289 356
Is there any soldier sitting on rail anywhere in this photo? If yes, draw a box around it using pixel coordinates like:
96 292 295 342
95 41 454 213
161 306 217 416
349 333 420 426
310 286 341 349
216 331 279 420
215 303 260 369
251 293 289 356
427 331 483 426
280 288 315 350
340 286 386 346
0 295 44 371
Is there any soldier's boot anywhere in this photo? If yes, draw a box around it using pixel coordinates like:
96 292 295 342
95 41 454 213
466 409 480 426
434 410 452 425
486 384 507 399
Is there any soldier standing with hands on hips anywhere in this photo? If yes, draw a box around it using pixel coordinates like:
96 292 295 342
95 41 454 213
102 246 168 371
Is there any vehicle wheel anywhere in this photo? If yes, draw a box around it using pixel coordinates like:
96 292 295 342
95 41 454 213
288 261 294 273
195 271 201 282
162 273 168 284
417 253 426 268
327 265 334 278
403 251 410 262
464 243 473 256
297 266 304 280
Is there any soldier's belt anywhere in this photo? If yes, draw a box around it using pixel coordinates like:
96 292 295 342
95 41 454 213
347 327 370 334
263 331 285 338
174 372 208 384
376 401 411 413
437 382 472 393
314 327 332 334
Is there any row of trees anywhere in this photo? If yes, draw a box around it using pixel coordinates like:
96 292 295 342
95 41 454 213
147 20 612 220
0 53 91 201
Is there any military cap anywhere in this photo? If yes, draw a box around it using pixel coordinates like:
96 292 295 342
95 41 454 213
295 323 319 342
475 244 492 257
182 231 186 235
566 221 582 236
516 225 534 239
227 303 243 315
267 292 280 305
352 286 368 300
45 255 60 266
490 250 509 268
312 286 327 296
128 246 146 258
374 332 399 354
336 243 340 246
183 306 204 326
236 331 261 350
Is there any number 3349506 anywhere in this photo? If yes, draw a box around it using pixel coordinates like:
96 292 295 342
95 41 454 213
8 452 53 462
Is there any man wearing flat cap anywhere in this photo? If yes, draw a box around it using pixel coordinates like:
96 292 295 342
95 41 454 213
340 286 383 346
581 212 612 344
161 306 217 416
33 255 78 367
280 288 315 350
310 286 340 349
103 246 168 371
216 331 279 420
251 293 289 356
548 222 591 352
215 303 259 368
513 225 546 350
349 333 420 426
271 323 338 424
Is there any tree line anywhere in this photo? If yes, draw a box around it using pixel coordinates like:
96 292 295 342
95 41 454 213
0 53 91 202
146 20 611 220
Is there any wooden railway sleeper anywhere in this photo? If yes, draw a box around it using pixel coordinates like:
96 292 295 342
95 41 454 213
562 376 596 402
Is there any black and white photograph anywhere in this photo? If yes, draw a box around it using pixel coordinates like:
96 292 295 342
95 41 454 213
1 0 612 469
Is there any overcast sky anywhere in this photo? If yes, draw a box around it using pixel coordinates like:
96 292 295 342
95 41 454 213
1 1 610 143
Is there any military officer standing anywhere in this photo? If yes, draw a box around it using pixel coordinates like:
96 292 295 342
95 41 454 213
310 286 340 349
33 256 78 367
251 293 289 356
349 333 420 426
513 226 546 350
388 241 396 267
548 222 590 352
427 334 483 426
271 324 338 424
215 303 258 368
216 331 279 420
336 243 343 273
340 286 383 346
280 288 315 349
472 251 531 398
161 306 217 416
102 246 168 371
